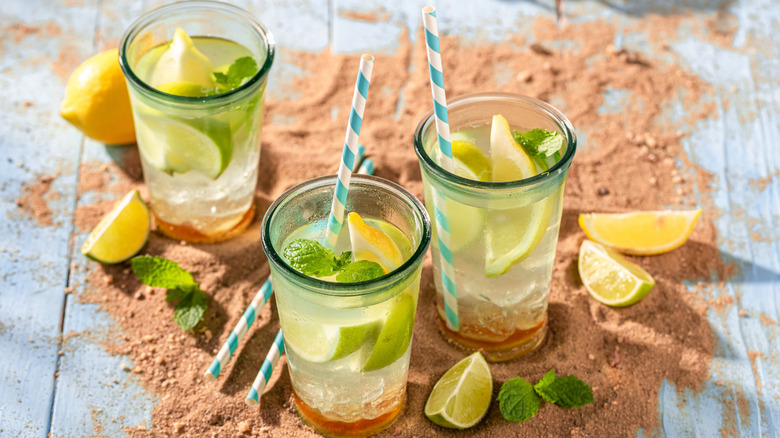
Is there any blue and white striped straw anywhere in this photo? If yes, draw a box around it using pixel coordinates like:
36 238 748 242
245 329 285 406
204 278 274 381
357 157 375 175
325 54 375 249
353 144 366 172
422 6 459 332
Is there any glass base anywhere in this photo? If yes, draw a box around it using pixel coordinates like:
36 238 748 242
291 389 404 438
437 313 548 362
153 201 255 243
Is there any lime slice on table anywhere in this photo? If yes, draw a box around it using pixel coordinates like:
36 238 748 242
424 352 493 429
81 189 150 264
579 209 702 255
578 239 655 307
430 140 489 253
485 114 552 277
282 319 380 363
135 113 232 179
362 292 416 372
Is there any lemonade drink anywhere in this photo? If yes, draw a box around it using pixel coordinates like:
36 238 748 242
414 93 576 361
119 1 274 242
262 175 430 437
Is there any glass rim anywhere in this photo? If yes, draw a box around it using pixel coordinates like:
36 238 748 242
413 92 577 189
118 0 275 104
261 174 432 297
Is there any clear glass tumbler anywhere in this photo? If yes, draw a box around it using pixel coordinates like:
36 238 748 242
414 92 576 361
262 175 431 437
119 1 274 243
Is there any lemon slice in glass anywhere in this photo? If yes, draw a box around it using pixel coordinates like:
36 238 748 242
579 209 702 255
347 212 404 273
424 352 493 429
81 189 150 264
578 239 655 307
485 114 552 277
362 292 416 372
136 113 232 179
282 319 380 363
150 27 216 89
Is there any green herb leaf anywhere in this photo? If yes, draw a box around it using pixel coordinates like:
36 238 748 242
497 377 540 423
131 255 208 331
131 255 195 289
283 239 342 277
336 260 385 283
336 251 353 269
214 56 258 90
533 370 559 404
514 129 564 158
173 287 207 331
534 371 594 409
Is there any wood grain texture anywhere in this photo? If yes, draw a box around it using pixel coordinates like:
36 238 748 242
1 0 778 436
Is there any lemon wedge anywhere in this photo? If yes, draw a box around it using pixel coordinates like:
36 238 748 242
347 212 404 273
81 190 150 264
150 28 215 89
579 210 702 255
484 115 552 277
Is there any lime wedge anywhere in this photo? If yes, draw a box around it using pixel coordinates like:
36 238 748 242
136 113 232 179
362 292 416 372
430 140 488 253
484 114 552 277
81 190 150 264
578 239 655 307
282 319 380 363
424 352 493 429
156 81 211 97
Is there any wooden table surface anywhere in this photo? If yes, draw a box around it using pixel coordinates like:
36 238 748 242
1 0 779 436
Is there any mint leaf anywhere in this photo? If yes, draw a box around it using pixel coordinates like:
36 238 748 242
214 56 258 90
173 287 207 331
534 372 594 409
131 255 195 289
336 251 352 270
336 260 385 283
498 377 540 423
533 370 559 404
131 256 208 331
514 129 563 158
283 239 342 277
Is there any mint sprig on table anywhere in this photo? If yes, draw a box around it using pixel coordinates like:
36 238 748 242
498 369 593 424
283 239 384 282
213 56 258 91
514 128 564 167
131 255 207 331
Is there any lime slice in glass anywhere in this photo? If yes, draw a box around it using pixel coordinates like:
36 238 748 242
156 81 212 97
362 292 416 372
136 114 232 179
424 352 493 429
484 114 552 277
81 189 150 264
578 239 655 307
282 319 380 363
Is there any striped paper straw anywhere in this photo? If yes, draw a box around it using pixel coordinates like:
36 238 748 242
357 157 375 175
422 6 460 332
245 329 285 406
353 144 366 172
204 278 274 381
324 54 375 249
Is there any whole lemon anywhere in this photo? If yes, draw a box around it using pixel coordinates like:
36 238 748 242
60 48 136 145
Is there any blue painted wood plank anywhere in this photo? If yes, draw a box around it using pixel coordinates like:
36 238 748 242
0 0 99 435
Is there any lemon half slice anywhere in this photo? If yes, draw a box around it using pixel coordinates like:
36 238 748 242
150 28 215 89
579 210 702 255
347 212 404 273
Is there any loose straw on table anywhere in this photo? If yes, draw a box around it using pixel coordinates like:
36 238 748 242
324 54 375 249
245 158 378 405
204 278 274 381
245 329 285 406
422 6 460 331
